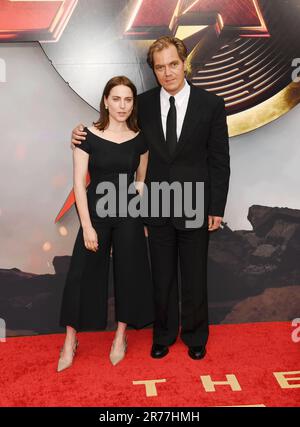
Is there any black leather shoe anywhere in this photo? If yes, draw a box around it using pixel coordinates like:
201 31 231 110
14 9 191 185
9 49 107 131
151 344 169 359
188 345 206 360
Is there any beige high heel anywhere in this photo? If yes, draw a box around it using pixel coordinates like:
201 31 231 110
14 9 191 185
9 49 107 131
109 335 127 366
57 338 79 372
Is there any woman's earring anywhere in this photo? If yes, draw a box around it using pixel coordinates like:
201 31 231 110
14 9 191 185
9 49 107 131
105 105 108 110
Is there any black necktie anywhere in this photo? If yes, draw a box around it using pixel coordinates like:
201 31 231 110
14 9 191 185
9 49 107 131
166 96 177 155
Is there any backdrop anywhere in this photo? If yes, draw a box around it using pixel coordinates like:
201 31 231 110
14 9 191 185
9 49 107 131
0 0 300 337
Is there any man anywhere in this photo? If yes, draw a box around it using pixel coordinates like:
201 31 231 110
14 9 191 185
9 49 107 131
71 36 230 360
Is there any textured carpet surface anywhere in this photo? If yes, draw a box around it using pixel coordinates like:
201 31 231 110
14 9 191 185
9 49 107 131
0 322 299 407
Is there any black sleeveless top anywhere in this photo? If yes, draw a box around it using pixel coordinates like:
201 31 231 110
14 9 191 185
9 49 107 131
76 126 148 222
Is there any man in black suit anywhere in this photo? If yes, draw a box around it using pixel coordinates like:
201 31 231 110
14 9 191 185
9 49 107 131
71 36 230 360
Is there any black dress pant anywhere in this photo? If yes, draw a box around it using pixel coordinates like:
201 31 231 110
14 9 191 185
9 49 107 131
59 217 154 331
147 220 209 347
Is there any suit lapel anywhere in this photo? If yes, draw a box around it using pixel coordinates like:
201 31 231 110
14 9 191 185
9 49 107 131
172 84 202 159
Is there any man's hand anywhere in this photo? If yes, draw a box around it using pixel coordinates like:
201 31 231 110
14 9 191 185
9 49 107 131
208 215 222 231
70 124 87 150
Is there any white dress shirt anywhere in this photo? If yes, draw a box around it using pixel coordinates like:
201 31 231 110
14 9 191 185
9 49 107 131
160 79 191 141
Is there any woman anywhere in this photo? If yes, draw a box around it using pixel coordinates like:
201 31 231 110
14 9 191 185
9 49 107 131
57 76 154 372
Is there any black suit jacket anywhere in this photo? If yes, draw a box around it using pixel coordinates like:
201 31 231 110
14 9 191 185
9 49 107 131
137 82 230 230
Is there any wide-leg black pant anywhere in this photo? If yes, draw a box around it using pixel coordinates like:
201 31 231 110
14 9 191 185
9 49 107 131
59 217 154 331
147 220 210 347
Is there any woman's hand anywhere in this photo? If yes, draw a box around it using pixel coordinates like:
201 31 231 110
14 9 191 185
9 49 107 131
83 225 99 251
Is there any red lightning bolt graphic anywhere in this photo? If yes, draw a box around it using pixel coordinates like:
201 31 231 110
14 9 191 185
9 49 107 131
125 0 269 39
0 0 78 41
55 172 90 223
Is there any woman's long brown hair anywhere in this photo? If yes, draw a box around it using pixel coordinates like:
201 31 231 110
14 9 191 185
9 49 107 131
93 75 139 132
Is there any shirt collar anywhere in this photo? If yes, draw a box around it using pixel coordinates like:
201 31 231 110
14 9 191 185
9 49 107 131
160 79 190 107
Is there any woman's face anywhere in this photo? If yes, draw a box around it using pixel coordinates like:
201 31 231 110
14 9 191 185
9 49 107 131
104 85 134 123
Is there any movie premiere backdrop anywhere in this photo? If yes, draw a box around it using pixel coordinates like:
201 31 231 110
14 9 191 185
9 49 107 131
0 0 300 337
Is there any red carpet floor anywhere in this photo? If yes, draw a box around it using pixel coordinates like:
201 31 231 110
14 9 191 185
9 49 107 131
0 322 299 407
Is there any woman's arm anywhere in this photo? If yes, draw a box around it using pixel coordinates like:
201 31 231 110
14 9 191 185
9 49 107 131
73 148 98 251
135 150 149 196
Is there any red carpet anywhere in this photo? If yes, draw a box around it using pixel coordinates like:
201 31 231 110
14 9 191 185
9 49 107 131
0 322 299 407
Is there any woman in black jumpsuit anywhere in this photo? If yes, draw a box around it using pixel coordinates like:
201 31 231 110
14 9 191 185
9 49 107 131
57 76 154 372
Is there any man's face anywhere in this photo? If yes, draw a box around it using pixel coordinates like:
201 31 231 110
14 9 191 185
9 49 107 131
152 44 187 95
